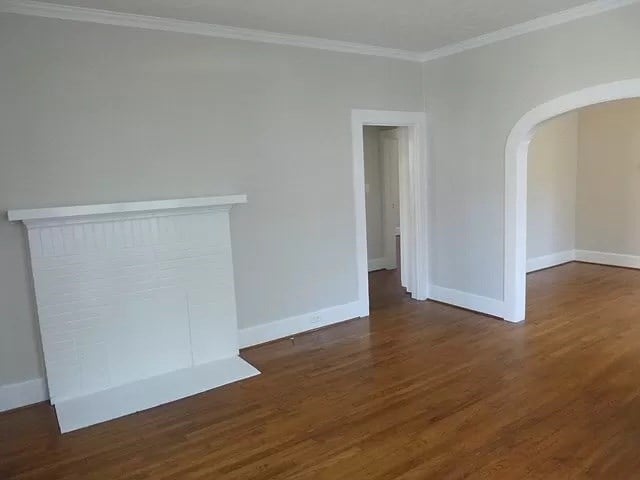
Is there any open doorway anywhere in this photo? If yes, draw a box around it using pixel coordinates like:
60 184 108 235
527 98 640 271
364 126 406 309
504 79 640 322
351 109 429 317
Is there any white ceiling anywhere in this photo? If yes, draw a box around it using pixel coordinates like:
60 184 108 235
36 0 597 52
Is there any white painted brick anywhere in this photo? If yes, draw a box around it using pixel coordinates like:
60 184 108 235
23 209 240 402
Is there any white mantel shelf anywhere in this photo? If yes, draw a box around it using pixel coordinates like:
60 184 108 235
8 195 247 223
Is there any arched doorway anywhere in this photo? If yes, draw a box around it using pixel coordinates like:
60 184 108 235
504 79 640 322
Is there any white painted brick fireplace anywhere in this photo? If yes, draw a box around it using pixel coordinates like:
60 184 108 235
9 195 259 432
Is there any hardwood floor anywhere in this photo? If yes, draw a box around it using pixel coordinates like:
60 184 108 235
3 262 640 479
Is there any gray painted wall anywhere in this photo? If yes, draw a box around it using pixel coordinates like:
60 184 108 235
422 3 640 299
4 2 640 390
0 13 423 387
364 126 401 265
364 127 384 261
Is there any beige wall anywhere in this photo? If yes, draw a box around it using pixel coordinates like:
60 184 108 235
364 126 384 260
527 112 578 260
0 13 423 387
576 99 640 255
422 2 640 299
527 100 640 263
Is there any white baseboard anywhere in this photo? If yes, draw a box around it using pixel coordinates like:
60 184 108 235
239 301 364 348
1 301 365 414
55 356 259 433
575 250 640 269
526 249 640 272
527 250 576 273
0 377 48 413
429 285 505 319
368 257 388 272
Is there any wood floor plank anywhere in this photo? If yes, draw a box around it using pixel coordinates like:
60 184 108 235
2 262 640 478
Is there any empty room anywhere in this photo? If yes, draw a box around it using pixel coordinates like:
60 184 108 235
1 1 640 478
527 100 640 306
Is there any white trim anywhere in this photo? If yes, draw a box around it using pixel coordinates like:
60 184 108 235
420 0 639 62
0 377 48 412
429 285 505 320
7 194 246 222
238 301 362 348
54 356 259 432
352 110 430 311
527 250 576 273
2 301 363 413
575 250 640 269
2 1 635 65
504 79 640 322
0 0 422 62
368 258 388 272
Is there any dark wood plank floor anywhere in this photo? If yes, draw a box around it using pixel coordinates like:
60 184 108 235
3 262 640 479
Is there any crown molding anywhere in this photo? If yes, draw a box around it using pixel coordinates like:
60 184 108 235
420 0 640 62
1 0 638 64
0 0 423 62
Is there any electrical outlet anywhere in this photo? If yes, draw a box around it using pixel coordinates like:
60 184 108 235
310 314 322 326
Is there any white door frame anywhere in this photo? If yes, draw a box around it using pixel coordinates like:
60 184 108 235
352 109 429 316
504 79 640 323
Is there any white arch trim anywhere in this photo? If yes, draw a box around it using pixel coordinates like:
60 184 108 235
504 78 640 323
